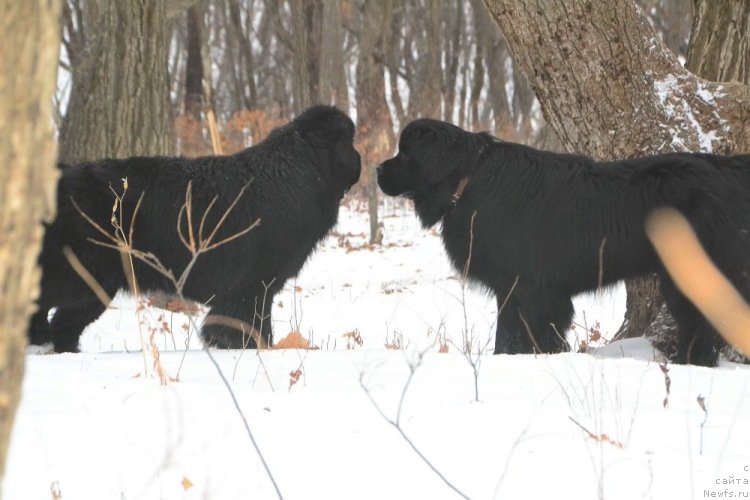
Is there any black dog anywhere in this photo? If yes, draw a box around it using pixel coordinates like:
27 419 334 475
378 119 750 366
30 105 360 352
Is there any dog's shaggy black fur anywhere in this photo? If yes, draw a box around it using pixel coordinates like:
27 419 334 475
30 105 360 352
378 119 750 366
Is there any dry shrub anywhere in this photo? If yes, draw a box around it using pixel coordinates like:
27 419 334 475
223 109 288 154
175 113 211 157
175 108 289 157
342 329 363 349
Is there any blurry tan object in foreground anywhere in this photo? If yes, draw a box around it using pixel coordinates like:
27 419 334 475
645 207 750 358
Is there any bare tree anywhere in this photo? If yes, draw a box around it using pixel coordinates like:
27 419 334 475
357 0 395 243
481 0 750 345
0 0 61 480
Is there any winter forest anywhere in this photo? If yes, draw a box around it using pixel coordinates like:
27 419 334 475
2 0 750 499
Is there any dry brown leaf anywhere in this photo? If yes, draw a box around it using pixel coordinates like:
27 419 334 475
438 344 449 353
181 476 193 491
274 331 310 349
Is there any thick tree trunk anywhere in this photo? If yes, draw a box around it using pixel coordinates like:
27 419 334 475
686 0 750 84
0 0 60 481
58 0 174 164
481 0 750 342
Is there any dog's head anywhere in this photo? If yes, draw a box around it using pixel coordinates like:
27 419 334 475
294 105 361 191
378 119 480 226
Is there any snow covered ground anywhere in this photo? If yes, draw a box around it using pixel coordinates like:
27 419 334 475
5 202 750 500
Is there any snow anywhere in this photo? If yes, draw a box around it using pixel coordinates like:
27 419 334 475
653 74 725 153
6 203 750 500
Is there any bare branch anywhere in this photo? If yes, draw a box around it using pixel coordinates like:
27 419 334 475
62 246 112 305
202 179 254 250
70 197 119 244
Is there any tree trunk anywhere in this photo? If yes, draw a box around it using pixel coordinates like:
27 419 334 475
476 14 513 138
411 0 442 119
441 1 462 123
289 0 324 114
184 5 205 119
179 4 208 158
228 0 258 110
387 4 407 127
0 0 60 481
319 0 350 110
58 0 174 164
481 0 750 343
357 0 395 243
469 0 486 130
686 0 750 84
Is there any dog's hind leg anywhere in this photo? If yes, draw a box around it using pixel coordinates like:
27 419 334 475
660 275 721 366
28 307 52 346
202 290 273 349
49 298 108 352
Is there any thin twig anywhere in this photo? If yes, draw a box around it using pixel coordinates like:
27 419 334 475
359 370 470 500
498 276 519 316
203 347 284 499
518 311 543 354
70 197 119 244
203 180 254 249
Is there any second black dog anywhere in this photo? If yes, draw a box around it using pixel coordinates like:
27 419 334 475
30 105 361 352
378 119 750 366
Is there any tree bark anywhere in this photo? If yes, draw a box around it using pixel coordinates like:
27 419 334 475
0 0 60 481
686 0 750 84
58 0 174 164
481 0 750 342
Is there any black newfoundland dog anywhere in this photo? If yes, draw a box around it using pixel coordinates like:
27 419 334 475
30 105 360 352
378 119 750 366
